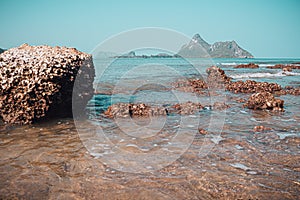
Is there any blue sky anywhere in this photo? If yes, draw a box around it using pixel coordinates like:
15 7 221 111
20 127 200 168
0 0 299 57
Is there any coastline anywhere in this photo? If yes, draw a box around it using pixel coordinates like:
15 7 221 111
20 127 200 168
1 55 300 199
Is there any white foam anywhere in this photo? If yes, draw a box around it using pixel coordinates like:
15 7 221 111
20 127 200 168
230 71 300 79
259 64 275 67
220 62 238 66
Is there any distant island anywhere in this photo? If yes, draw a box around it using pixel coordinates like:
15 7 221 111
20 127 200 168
115 51 173 58
177 34 253 58
114 34 253 59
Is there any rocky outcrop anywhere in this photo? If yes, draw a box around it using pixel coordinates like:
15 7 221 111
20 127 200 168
226 80 282 94
234 63 259 69
177 34 253 58
171 102 203 115
104 101 230 118
0 44 95 124
173 66 231 94
244 92 284 112
266 64 300 70
206 66 232 88
172 78 208 94
104 103 168 118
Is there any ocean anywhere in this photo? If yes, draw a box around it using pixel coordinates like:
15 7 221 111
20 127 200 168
1 57 300 199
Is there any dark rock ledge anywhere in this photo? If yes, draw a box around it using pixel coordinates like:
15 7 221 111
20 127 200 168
0 44 95 124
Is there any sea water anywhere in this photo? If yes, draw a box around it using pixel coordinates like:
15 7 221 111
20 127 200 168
1 57 300 199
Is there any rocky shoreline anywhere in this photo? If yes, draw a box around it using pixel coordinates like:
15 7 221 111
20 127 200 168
105 64 300 118
0 44 94 124
1 45 299 124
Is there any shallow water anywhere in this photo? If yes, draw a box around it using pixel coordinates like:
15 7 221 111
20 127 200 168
1 58 300 199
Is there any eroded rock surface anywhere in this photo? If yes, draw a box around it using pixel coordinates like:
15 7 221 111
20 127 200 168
0 44 94 124
244 92 284 112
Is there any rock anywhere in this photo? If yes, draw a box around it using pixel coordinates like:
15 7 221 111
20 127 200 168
172 78 208 94
171 101 203 115
198 128 208 135
244 92 284 111
0 44 95 124
226 80 282 94
284 86 300 95
253 126 272 132
173 65 299 97
266 64 300 70
177 34 253 58
206 66 231 88
104 103 168 118
234 63 259 69
104 101 204 118
212 102 230 110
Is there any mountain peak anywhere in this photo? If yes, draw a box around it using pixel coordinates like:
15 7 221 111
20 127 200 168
192 34 202 42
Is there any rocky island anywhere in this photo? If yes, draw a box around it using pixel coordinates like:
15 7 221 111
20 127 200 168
113 34 253 59
0 44 95 124
177 34 253 58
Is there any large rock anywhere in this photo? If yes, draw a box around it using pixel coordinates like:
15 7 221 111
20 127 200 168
0 44 95 124
244 92 284 111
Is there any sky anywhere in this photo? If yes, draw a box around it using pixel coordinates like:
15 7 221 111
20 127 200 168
0 0 299 58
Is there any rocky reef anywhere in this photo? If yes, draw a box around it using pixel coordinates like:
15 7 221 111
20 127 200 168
0 44 95 124
104 101 231 118
174 65 300 97
244 92 284 112
226 80 282 94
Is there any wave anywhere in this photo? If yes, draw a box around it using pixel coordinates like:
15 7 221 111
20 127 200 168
258 64 275 67
230 71 300 79
220 62 239 66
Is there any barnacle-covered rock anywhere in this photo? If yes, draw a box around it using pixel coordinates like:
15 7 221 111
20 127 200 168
0 44 95 124
244 92 284 112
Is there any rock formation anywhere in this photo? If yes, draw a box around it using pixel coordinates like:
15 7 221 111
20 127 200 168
177 34 253 58
234 63 259 69
226 80 282 94
206 66 232 88
244 92 284 112
104 101 230 118
0 44 95 124
266 64 300 70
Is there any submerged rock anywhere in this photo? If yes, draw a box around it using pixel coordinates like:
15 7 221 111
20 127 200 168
0 44 95 124
244 92 284 112
171 101 204 114
104 103 168 118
